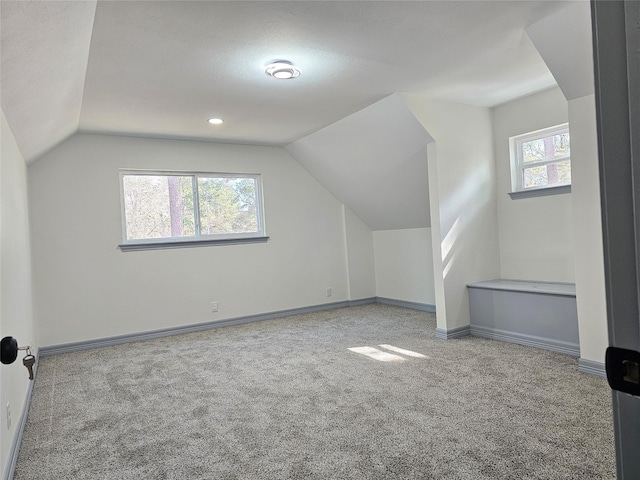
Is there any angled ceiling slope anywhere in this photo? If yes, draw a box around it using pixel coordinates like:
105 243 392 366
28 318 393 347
525 1 594 100
2 0 571 164
0 1 96 162
286 95 433 231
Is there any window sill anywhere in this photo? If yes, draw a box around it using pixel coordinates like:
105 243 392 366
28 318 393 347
119 236 270 252
508 184 571 200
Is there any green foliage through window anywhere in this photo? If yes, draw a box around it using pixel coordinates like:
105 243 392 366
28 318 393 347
121 171 264 243
512 124 571 191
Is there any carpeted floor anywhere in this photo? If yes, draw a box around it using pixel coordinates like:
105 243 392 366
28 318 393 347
14 305 615 479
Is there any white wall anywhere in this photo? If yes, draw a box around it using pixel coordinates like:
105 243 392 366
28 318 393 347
569 94 608 364
493 87 575 282
373 228 435 305
342 206 376 301
285 94 432 231
29 134 350 347
426 142 448 322
403 97 500 331
491 87 607 364
1 110 36 478
524 0 607 367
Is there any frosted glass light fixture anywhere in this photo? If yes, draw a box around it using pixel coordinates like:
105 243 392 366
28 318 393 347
208 118 224 125
265 60 301 80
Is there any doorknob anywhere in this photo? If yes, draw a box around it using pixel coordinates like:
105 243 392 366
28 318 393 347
1 336 19 364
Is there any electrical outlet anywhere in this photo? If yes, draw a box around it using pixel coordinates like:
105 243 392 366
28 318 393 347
211 302 218 312
6 403 11 430
326 287 332 297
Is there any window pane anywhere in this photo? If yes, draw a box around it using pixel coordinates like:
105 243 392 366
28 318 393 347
522 132 570 163
122 175 194 240
197 177 258 235
552 132 570 158
554 159 572 184
523 160 571 189
522 138 546 163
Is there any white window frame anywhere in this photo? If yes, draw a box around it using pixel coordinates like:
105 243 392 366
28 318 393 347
509 123 571 198
119 170 267 251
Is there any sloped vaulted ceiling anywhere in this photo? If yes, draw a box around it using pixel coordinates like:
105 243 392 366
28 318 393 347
525 1 594 100
0 1 96 161
286 95 433 231
1 0 571 164
1 1 576 231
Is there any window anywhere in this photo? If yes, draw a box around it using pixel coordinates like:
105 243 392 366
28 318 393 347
119 171 266 250
510 124 571 196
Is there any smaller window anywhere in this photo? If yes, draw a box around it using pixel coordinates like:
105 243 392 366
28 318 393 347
119 170 266 250
510 124 571 194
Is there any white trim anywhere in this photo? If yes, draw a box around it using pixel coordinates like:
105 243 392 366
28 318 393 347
119 236 269 251
192 174 202 238
508 184 571 199
341 205 353 300
466 279 576 297
510 123 571 192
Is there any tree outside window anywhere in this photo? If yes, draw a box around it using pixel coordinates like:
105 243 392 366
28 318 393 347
121 171 264 245
511 124 571 192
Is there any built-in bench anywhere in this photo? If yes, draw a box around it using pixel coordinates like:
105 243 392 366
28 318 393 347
467 279 579 357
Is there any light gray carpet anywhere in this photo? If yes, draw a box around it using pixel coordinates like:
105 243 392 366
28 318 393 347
14 305 615 479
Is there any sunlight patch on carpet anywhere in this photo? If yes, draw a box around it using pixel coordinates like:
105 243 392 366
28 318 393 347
348 346 406 362
378 344 429 358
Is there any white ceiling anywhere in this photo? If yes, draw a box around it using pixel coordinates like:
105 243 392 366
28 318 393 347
1 0 584 231
526 1 594 101
1 0 96 161
1 0 574 163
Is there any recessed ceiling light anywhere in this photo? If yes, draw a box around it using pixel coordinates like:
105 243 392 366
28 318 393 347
265 60 301 80
208 118 224 125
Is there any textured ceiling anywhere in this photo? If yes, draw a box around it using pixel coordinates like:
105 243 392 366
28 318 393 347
1 0 574 163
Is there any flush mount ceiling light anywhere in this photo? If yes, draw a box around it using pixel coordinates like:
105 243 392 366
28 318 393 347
208 118 224 125
265 60 301 80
